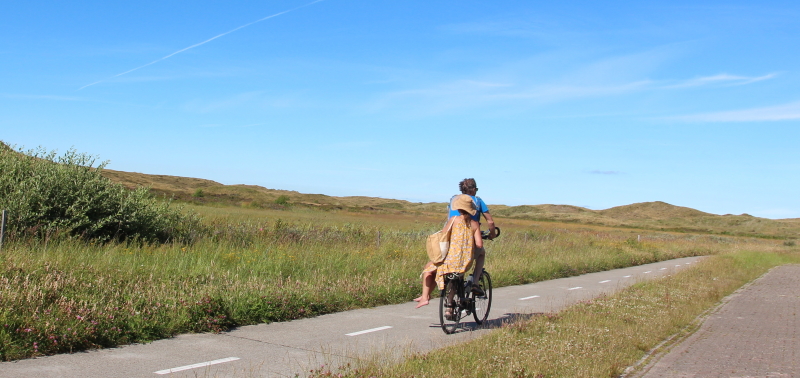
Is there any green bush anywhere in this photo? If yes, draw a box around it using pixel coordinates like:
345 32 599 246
274 195 290 205
0 143 202 243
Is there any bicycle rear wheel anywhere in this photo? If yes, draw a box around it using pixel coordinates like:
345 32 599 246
439 279 461 334
472 271 493 325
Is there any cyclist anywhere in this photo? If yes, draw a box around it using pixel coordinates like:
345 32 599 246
448 178 496 294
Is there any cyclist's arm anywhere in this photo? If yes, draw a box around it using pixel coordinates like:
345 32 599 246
483 212 497 239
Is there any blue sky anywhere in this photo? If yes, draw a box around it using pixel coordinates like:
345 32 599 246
2 1 799 218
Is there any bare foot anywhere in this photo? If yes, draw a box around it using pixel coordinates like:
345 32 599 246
413 296 423 302
414 299 429 308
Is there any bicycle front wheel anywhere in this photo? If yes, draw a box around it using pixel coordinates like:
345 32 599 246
472 271 493 325
439 279 461 334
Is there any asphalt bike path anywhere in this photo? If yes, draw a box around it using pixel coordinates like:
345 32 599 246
1 256 704 378
634 264 800 378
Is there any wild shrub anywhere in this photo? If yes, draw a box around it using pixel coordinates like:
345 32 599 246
0 143 202 243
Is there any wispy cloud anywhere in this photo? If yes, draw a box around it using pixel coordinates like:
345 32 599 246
589 170 622 175
193 122 265 128
439 15 599 46
324 141 374 151
367 67 776 116
183 92 265 113
367 78 652 115
669 100 800 122
182 91 305 113
1 93 151 108
1 93 84 101
664 73 778 88
78 0 325 90
366 44 749 115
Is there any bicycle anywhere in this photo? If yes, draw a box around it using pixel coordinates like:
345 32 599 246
439 227 499 334
439 270 493 334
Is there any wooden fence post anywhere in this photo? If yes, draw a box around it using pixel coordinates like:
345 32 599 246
0 210 6 252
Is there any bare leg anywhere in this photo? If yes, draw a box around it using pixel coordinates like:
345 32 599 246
415 270 436 308
444 281 456 317
472 247 485 282
414 262 434 302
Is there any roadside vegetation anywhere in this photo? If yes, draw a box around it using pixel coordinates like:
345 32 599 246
0 144 201 243
3 216 751 361
310 249 800 378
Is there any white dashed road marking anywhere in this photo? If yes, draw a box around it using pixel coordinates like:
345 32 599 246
568 287 582 291
346 326 392 336
599 280 611 284
623 275 632 278
154 357 240 375
519 295 540 300
644 271 652 274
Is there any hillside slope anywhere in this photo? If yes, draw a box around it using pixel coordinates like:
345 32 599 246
101 169 799 238
101 169 446 213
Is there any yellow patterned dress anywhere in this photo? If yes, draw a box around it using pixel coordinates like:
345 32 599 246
423 216 475 290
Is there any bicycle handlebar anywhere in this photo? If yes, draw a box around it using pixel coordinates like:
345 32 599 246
481 226 500 240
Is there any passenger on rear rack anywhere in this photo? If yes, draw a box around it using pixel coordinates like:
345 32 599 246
414 194 482 308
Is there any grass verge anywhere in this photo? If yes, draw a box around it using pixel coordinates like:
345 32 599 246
311 250 800 378
0 216 761 361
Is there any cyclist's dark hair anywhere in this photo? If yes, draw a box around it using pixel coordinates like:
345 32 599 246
459 178 477 194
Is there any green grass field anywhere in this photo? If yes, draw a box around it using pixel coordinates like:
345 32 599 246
2 203 777 361
2 161 798 370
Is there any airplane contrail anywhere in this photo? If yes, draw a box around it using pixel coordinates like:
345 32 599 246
78 0 325 90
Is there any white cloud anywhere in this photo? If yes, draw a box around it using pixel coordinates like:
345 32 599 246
664 73 778 88
1 93 149 108
182 91 305 113
367 68 776 116
669 100 800 122
367 78 652 115
78 0 326 90
364 45 774 115
1 93 83 101
183 92 265 113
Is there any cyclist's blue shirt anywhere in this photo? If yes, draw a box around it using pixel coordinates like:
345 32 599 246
448 195 489 222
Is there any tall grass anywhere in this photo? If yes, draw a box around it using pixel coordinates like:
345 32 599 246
312 248 799 378
0 215 777 361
